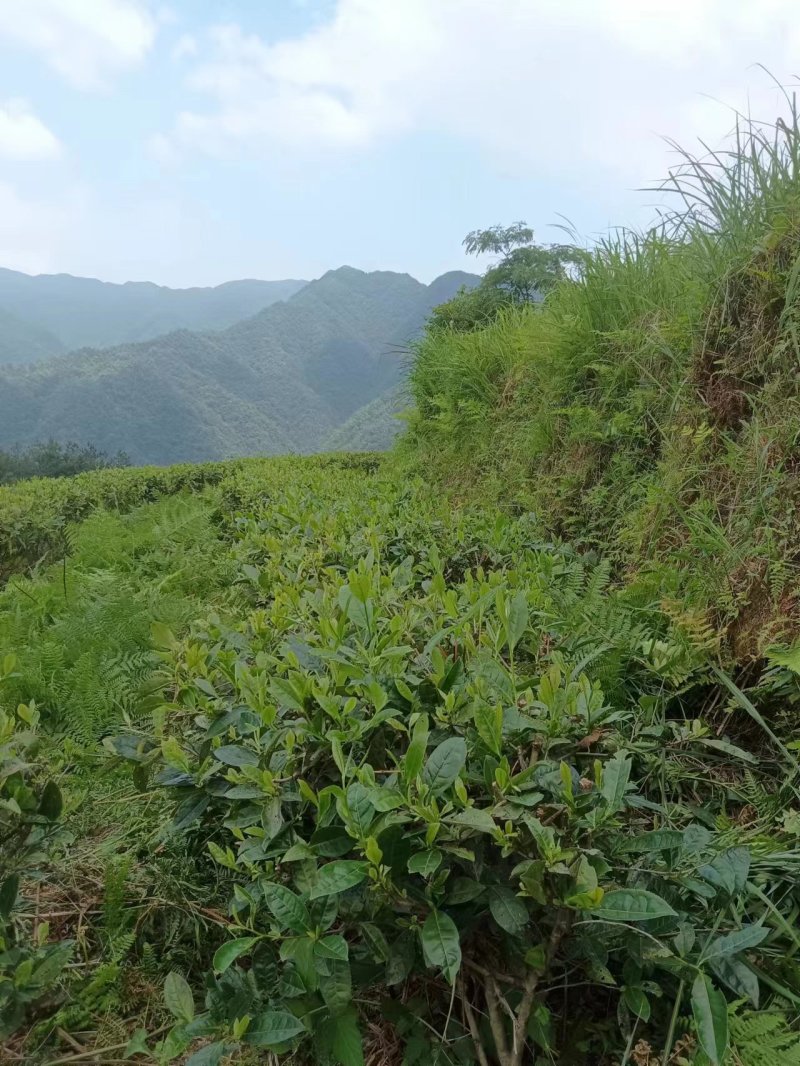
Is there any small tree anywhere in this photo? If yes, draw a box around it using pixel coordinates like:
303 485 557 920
429 221 582 333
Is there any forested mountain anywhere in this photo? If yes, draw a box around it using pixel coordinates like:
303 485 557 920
0 267 477 464
0 268 306 361
323 386 406 452
0 306 65 365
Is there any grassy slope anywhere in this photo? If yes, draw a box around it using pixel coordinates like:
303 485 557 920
404 113 800 659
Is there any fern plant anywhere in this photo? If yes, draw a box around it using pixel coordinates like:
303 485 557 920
728 1006 800 1065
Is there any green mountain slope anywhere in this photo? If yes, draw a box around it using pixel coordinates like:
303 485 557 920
0 267 306 357
0 306 64 365
323 386 406 451
0 267 476 464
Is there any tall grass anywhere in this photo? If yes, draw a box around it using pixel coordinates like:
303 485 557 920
406 95 800 655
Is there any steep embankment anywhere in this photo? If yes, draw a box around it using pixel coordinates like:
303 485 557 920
0 267 477 464
405 118 800 657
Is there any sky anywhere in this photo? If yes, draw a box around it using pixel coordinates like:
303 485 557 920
0 0 799 288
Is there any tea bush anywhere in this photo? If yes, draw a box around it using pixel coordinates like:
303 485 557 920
0 674 69 1040
107 466 800 1065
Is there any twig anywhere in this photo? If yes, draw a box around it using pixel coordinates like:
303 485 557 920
485 975 510 1063
509 907 573 1066
56 1029 85 1054
459 975 491 1066
44 1023 170 1064
463 957 522 987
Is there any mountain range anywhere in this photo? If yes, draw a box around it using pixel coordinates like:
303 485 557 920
0 266 477 464
0 268 306 363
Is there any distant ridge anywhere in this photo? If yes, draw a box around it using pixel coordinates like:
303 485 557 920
0 266 478 464
0 267 307 360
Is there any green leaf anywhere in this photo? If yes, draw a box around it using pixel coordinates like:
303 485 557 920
622 986 651 1022
691 973 728 1065
29 941 73 986
708 955 759 1008
309 893 339 932
701 924 768 962
213 744 258 767
158 1025 190 1062
591 889 677 922
212 936 259 974
698 848 750 897
150 621 177 650
123 1029 150 1058
319 956 352 1015
271 676 305 711
474 702 503 755
315 934 349 961
506 589 529 651
600 752 631 812
403 714 429 782
525 945 546 971
164 971 194 1023
421 910 462 984
37 780 62 820
386 931 416 985
262 882 311 932
281 841 315 862
422 737 466 792
311 825 353 858
161 737 190 773
330 1007 364 1066
345 782 375 836
448 807 497 834
446 877 485 905
489 887 528 934
0 873 19 919
696 737 758 764
681 823 712 854
361 922 390 962
280 936 317 990
245 1010 306 1048
309 861 368 899
616 829 684 854
407 849 443 877
185 1042 225 1066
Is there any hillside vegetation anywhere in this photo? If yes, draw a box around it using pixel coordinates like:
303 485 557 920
405 111 800 660
0 268 306 361
4 110 800 1066
0 268 476 464
0 307 65 366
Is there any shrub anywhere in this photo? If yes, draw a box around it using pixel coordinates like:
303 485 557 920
0 670 70 1039
109 469 800 1065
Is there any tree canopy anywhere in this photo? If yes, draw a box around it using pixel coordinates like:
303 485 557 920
428 221 582 332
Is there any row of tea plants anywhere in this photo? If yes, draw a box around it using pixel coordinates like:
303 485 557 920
97 461 800 1065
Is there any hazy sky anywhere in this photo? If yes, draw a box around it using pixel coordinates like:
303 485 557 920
0 0 798 287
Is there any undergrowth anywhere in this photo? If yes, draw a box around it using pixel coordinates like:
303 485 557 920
403 97 800 658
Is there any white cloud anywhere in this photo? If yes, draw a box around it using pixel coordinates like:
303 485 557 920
0 0 157 89
172 32 197 61
0 180 82 273
0 99 61 160
158 0 800 189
